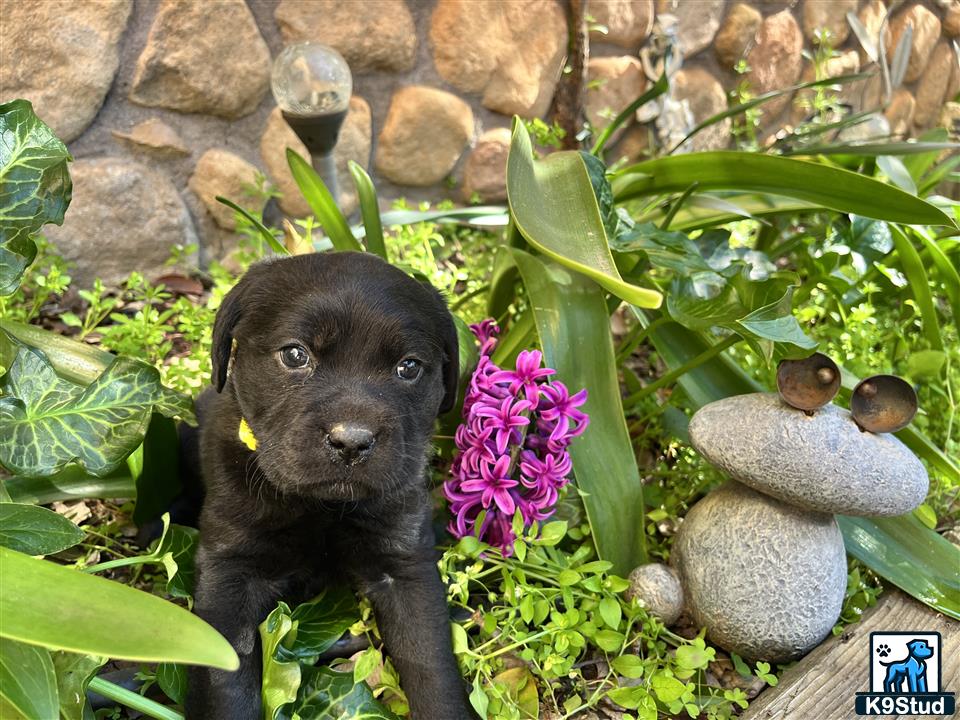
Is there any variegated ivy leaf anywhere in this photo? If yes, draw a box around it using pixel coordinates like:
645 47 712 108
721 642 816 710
278 666 401 720
0 346 194 477
0 99 72 295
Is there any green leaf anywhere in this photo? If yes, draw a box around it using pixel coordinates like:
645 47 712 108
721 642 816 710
157 523 199 599
278 666 401 720
0 99 72 296
0 637 57 719
4 465 135 505
607 685 655 713
610 654 645 679
282 586 360 661
286 149 362 252
156 662 187 706
611 223 712 274
613 152 954 226
0 347 194 477
469 675 489 718
593 629 625 652
507 119 662 309
890 226 943 351
651 673 687 703
837 514 960 621
675 641 715 671
598 597 622 629
0 547 238 669
260 604 301 719
214 196 288 256
511 249 647 574
353 646 382 685
666 265 815 361
132 413 181 526
0 502 84 555
348 161 385 259
535 520 567 546
0 321 114 386
52 651 106 720
451 623 469 656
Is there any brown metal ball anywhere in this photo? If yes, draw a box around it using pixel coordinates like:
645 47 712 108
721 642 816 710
851 375 918 434
776 353 841 412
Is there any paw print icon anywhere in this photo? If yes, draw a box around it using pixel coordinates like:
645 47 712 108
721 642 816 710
876 643 891 658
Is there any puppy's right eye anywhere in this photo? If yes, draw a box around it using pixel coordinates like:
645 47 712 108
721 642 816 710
279 345 309 368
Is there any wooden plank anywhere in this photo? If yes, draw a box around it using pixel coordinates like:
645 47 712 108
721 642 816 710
742 589 958 720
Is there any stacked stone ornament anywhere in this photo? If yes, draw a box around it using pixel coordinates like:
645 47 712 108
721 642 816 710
669 355 928 663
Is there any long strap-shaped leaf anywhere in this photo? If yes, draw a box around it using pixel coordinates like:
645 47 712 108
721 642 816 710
512 248 647 574
838 515 960 621
507 118 662 309
347 161 386 259
286 149 362 252
613 152 954 227
0 547 239 669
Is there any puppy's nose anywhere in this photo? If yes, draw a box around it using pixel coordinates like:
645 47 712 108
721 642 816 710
326 422 375 462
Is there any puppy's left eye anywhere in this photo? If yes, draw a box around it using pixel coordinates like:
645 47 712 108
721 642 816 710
396 358 423 381
280 345 310 368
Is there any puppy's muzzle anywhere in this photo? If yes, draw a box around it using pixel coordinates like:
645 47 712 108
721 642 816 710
325 422 376 464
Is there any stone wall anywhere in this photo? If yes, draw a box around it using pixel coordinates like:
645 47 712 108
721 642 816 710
1 0 957 286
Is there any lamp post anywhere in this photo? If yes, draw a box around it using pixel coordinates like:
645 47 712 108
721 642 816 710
271 42 352 204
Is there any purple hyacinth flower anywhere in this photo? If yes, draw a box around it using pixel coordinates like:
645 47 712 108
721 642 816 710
443 319 589 554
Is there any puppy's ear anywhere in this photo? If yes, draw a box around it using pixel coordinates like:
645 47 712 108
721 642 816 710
438 307 460 415
211 280 245 392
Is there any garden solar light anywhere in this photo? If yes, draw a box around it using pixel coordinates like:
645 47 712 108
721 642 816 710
851 374 918 434
271 41 352 204
776 352 840 413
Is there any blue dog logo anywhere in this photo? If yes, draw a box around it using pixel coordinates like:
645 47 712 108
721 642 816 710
880 638 933 694
855 631 955 716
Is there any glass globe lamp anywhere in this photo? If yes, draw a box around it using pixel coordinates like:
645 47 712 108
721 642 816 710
271 42 352 201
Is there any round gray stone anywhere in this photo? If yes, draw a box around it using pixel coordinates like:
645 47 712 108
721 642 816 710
689 393 928 516
671 482 846 662
625 563 684 626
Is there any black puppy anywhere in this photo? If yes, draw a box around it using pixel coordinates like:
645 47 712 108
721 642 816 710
185 252 472 719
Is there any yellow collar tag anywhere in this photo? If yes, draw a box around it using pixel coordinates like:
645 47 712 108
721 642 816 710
238 417 258 451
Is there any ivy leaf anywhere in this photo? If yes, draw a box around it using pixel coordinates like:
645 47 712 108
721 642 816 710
280 585 360 662
156 662 187 706
278 666 401 720
260 603 301 720
0 100 72 296
52 651 106 720
155 524 199 599
0 502 84 555
611 222 713 274
0 347 194 477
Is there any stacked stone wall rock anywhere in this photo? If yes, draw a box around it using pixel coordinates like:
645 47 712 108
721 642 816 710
1 0 957 286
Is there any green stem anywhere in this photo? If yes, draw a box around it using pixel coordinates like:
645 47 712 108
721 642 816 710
88 677 183 720
616 316 668 363
659 182 699 231
451 283 491 311
623 334 740 408
82 553 157 574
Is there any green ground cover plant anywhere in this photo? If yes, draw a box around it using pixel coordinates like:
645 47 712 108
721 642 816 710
1 63 959 720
